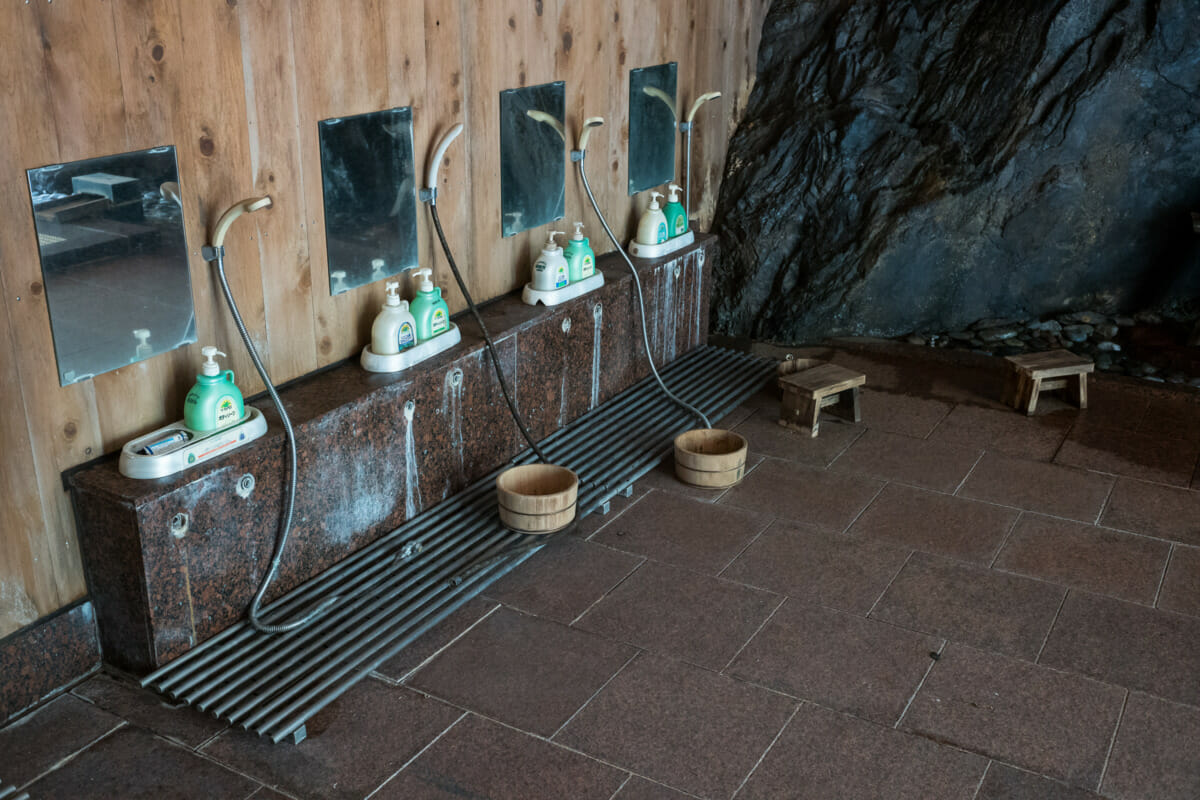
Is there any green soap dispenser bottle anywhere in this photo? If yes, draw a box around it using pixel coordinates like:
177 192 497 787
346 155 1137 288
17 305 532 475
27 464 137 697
564 222 596 282
410 268 450 340
663 183 688 237
184 346 245 432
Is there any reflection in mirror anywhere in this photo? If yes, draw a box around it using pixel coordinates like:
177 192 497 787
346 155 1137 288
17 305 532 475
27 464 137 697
499 81 566 238
319 106 419 295
628 62 678 195
27 146 196 386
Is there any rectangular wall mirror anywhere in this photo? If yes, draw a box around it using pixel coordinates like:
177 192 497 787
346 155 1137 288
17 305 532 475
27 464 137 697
27 146 196 386
628 62 678 195
499 81 566 238
318 106 419 295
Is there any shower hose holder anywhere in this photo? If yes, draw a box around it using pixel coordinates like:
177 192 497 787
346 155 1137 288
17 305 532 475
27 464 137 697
360 324 462 373
627 229 695 260
520 271 605 308
118 408 268 480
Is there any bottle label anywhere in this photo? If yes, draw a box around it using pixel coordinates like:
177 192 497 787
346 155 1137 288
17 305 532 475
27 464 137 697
216 395 239 427
431 307 449 335
582 255 594 278
398 321 416 350
674 216 687 236
556 265 568 289
657 222 668 244
534 259 547 273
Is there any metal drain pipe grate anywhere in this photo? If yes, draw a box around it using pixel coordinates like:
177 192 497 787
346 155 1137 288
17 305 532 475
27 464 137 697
141 345 776 743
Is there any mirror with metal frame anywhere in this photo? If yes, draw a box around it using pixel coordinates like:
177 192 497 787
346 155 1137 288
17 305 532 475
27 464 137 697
499 81 566 238
628 62 678 195
26 146 196 386
318 106 419 295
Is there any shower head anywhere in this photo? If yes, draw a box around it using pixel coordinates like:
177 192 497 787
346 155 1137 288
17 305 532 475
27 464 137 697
211 195 273 249
577 117 605 154
526 109 566 141
426 122 464 193
159 181 183 209
685 92 722 125
641 86 678 121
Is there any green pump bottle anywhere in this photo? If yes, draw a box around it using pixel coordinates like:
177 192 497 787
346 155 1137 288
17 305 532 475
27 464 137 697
410 268 451 340
184 346 245 432
663 183 688 238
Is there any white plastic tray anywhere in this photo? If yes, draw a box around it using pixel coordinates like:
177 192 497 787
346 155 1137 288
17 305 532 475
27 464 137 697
521 271 605 307
360 323 462 373
119 407 268 480
627 229 695 260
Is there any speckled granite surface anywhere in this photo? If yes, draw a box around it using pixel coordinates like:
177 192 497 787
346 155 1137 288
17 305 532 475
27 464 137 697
0 601 100 725
69 238 715 673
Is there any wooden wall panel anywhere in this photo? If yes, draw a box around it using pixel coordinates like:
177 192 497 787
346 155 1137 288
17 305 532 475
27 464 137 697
0 0 767 637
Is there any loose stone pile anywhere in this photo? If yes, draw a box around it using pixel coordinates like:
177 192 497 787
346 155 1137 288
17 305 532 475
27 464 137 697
901 310 1200 388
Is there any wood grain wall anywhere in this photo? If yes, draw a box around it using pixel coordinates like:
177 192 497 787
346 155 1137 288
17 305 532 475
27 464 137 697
0 0 769 637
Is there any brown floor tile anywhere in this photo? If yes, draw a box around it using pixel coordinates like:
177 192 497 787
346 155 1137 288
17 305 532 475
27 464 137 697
375 713 625 800
555 654 796 800
1137 395 1200 445
719 457 885 531
976 763 1103 799
1100 477 1200 545
0 693 123 786
714 403 757 430
27 725 259 800
612 776 694 799
1038 591 1200 707
1158 545 1200 617
828 351 907 394
592 489 772 574
485 538 642 624
871 553 1065 660
633 452 765 502
959 452 1115 523
928 404 1074 462
992 514 1169 604
738 703 987 800
901 644 1124 789
248 789 291 800
720 521 910 614
1075 383 1150 432
1102 692 1200 800
727 600 941 725
1055 424 1200 487
71 672 227 748
832 429 983 492
202 679 460 800
373 597 498 681
848 483 1019 563
573 561 781 670
577 486 649 538
407 607 636 736
732 409 864 467
858 389 954 438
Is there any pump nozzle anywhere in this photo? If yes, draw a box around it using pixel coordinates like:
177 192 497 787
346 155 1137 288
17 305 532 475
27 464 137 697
648 191 664 209
545 230 565 249
667 184 682 202
200 345 227 376
571 222 585 240
578 117 605 153
384 280 401 306
686 91 722 124
413 268 434 293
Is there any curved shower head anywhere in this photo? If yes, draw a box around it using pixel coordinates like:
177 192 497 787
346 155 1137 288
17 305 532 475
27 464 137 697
577 116 605 154
526 109 566 141
211 195 273 249
641 86 678 121
685 91 722 125
427 122 464 192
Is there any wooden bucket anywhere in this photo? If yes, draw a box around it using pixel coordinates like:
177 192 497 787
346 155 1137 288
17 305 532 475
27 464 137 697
673 428 749 489
496 464 579 534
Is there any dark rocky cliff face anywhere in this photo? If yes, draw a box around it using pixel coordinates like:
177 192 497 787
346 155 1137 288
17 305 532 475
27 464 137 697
712 0 1200 343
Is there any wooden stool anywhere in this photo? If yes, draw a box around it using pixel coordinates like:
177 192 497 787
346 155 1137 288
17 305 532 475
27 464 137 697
1003 349 1094 416
778 363 866 437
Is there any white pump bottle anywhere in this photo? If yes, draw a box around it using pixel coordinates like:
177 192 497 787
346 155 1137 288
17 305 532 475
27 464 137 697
532 230 569 291
635 191 669 245
370 280 418 355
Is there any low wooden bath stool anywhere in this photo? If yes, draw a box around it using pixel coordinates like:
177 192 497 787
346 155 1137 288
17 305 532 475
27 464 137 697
778 363 865 437
1003 349 1094 415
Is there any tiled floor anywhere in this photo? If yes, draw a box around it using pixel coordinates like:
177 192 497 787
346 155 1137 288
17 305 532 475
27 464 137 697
2 345 1199 799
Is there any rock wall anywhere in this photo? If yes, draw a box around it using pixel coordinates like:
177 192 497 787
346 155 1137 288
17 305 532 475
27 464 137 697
712 0 1200 343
